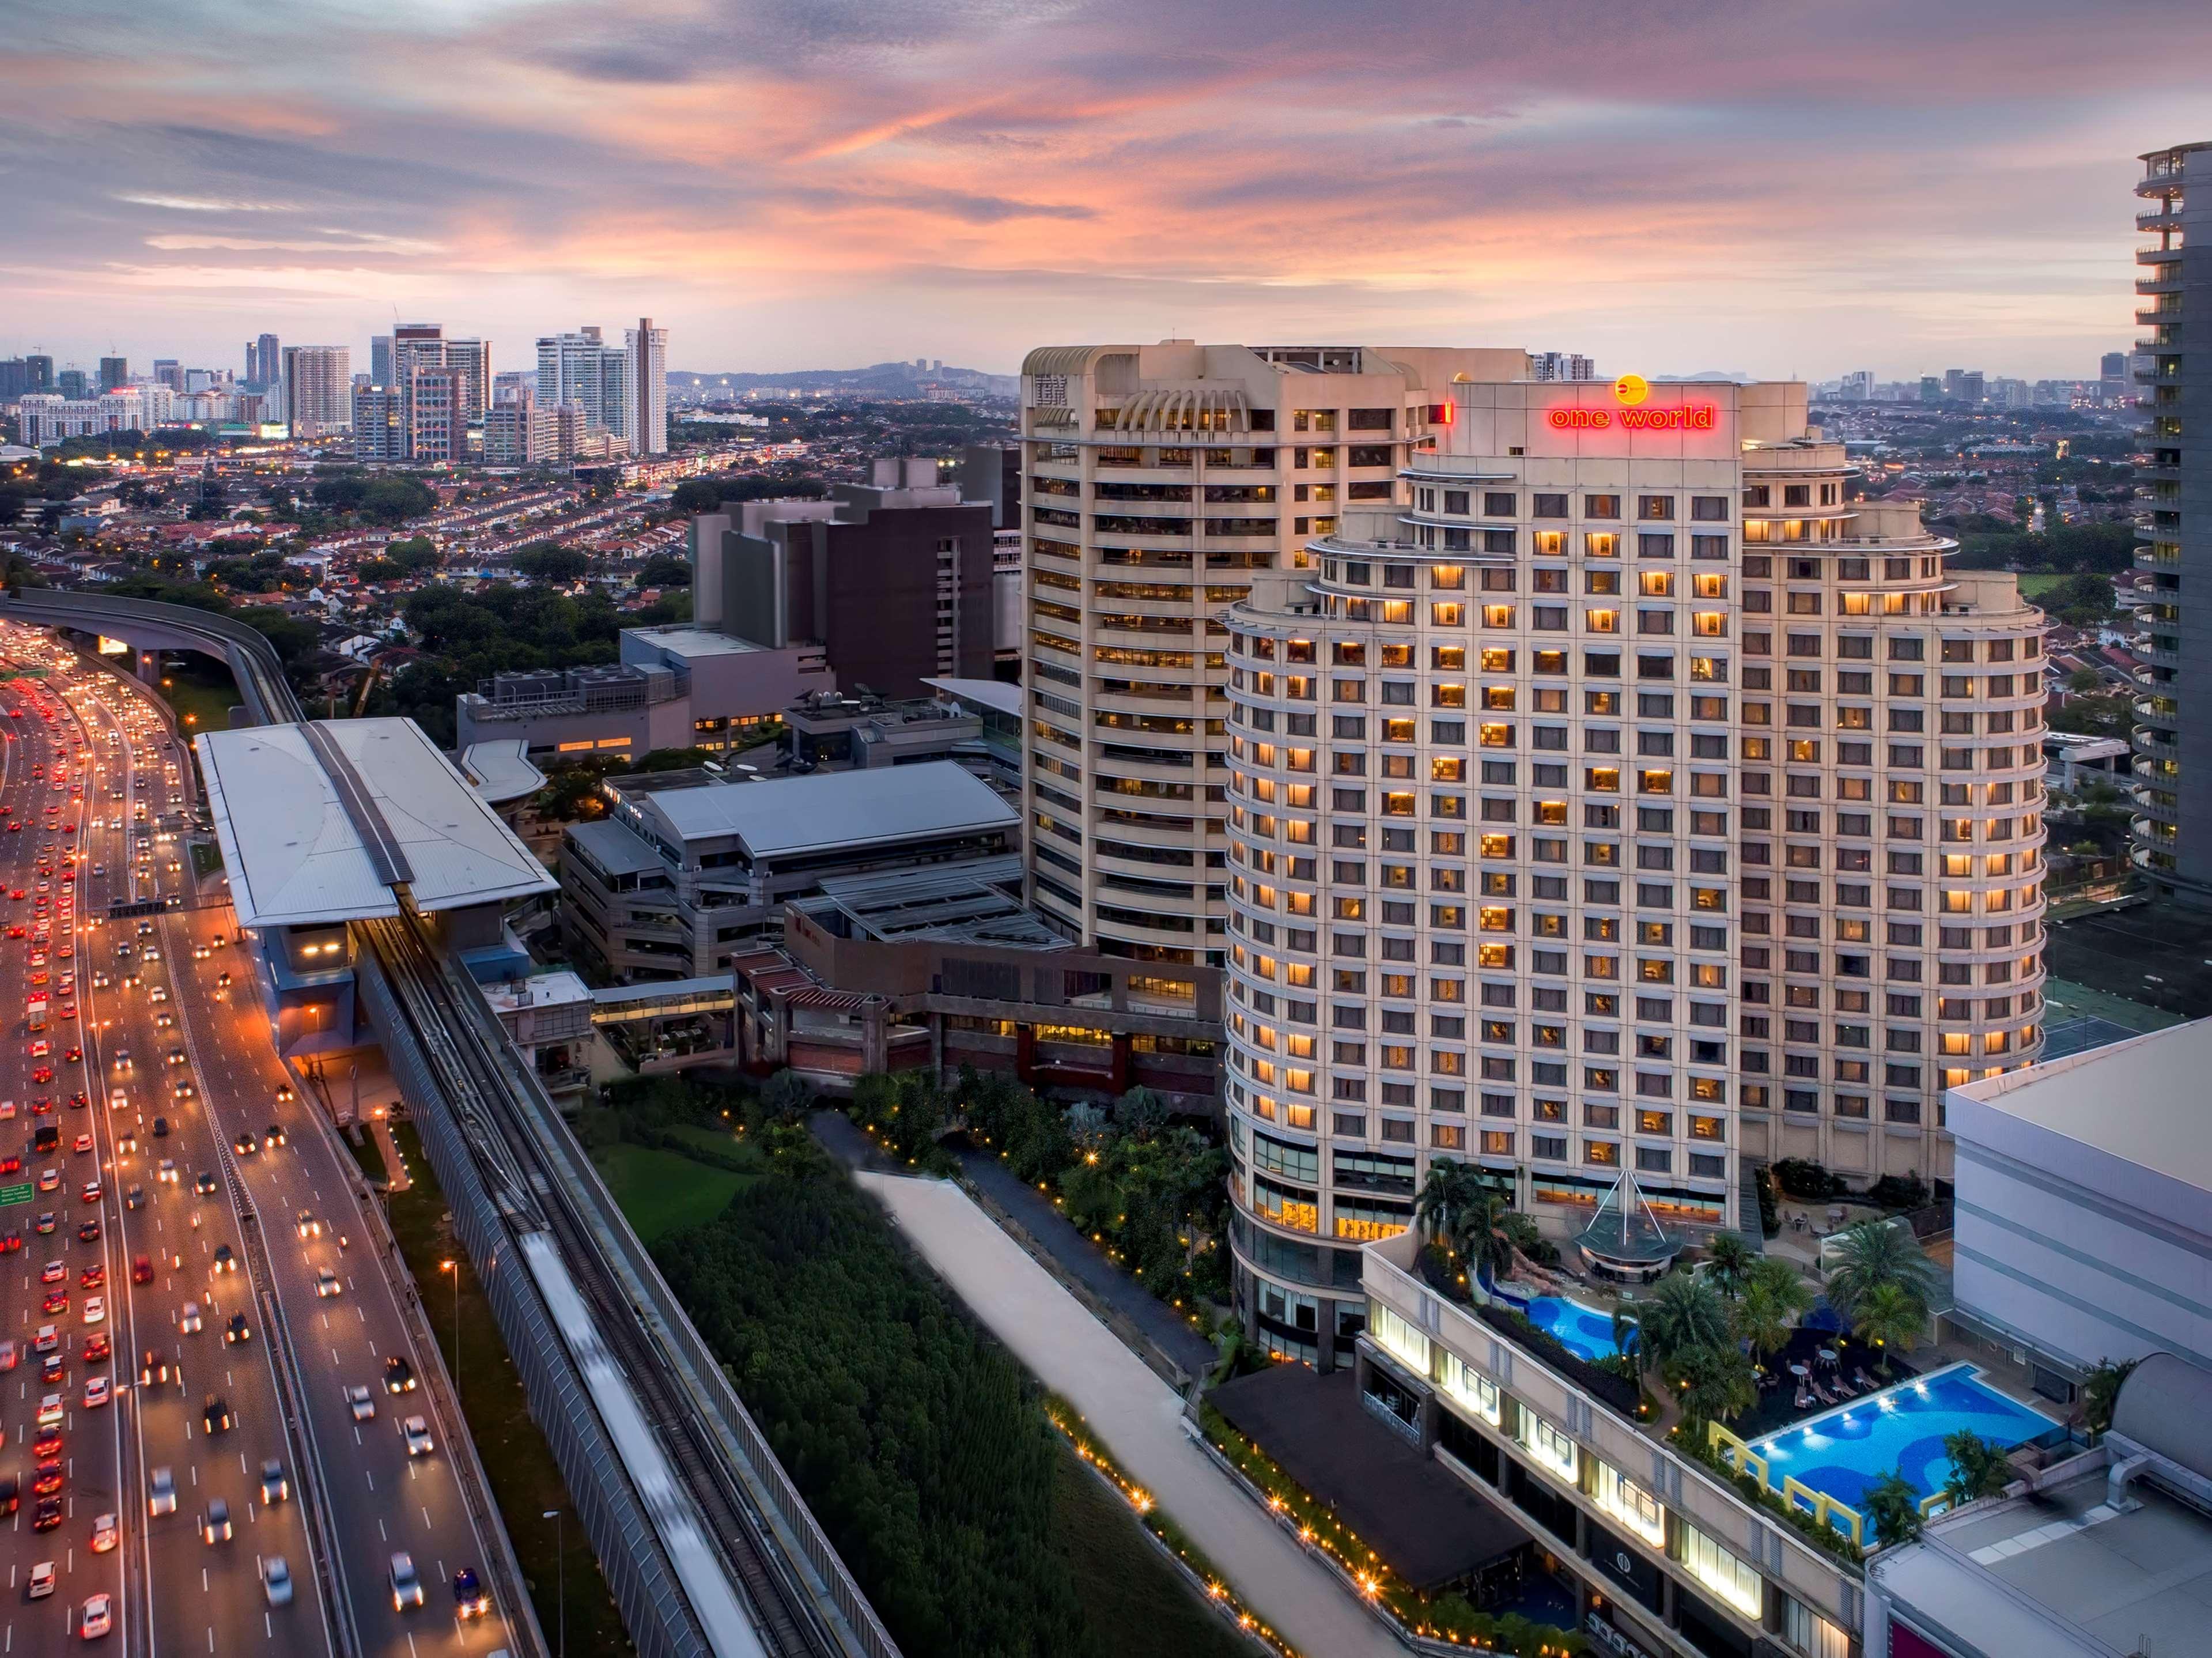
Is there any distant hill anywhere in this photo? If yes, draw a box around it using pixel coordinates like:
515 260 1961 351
670 361 1019 399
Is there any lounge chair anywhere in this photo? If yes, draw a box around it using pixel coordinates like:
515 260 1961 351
1794 1385 1814 1411
1810 1381 1837 1407
1854 1367 1880 1393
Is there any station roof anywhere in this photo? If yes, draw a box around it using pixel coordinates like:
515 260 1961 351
197 717 557 928
457 738 546 805
640 761 1016 859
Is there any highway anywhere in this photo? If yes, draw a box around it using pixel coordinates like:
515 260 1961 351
0 636 520 1656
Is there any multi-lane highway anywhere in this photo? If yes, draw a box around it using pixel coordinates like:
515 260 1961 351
0 635 519 1656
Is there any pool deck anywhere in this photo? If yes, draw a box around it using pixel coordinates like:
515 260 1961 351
1746 1361 2061 1462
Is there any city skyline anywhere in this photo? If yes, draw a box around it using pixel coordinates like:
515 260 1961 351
6 0 2212 379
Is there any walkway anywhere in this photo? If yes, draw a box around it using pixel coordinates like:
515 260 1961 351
955 1146 1219 1380
855 1172 1402 1658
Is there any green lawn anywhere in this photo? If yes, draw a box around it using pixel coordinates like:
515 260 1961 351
2016 571 2089 597
351 1126 635 1655
157 661 242 737
594 1141 750 1243
1048 1447 1252 1658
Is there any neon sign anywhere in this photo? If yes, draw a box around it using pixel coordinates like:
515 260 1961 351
1548 405 1717 432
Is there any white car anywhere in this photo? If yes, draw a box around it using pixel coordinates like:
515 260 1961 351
401 1415 434 1456
81 1593 112 1640
82 1295 104 1325
346 1384 375 1422
315 1268 341 1298
27 1561 54 1600
179 1301 201 1335
149 1466 176 1516
84 1375 111 1408
158 1158 177 1183
262 1555 293 1607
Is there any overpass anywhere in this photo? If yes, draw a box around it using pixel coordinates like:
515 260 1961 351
1 587 897 1658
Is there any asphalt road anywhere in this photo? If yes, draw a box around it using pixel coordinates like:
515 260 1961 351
0 640 519 1658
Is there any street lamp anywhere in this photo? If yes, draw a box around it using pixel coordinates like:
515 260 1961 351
542 1509 565 1658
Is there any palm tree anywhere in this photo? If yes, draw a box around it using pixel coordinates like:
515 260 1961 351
1703 1233 1757 1301
1824 1218 1938 1321
1413 1159 1487 1248
1674 1342 1758 1425
1611 1302 1642 1364
1852 1281 1927 1376
1635 1271 1734 1379
1734 1257 1814 1358
1862 1470 1926 1547
1941 1432 2013 1506
1452 1192 1527 1289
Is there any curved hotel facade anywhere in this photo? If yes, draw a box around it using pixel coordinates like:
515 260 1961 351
1018 353 2048 1368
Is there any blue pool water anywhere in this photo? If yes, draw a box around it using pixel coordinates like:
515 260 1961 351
1520 1295 1625 1362
1746 1364 2059 1520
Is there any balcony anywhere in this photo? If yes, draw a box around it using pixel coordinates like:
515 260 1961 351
2137 207 2183 232
2134 724 2180 760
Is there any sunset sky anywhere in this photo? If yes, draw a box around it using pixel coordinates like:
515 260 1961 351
6 0 2211 380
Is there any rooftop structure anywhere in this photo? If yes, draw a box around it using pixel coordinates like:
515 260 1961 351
196 716 556 927
457 738 546 806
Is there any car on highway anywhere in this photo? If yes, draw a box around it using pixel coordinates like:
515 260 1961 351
78 1263 102 1287
234 1131 258 1156
141 1350 168 1385
260 1460 289 1504
80 1591 112 1638
203 1497 232 1544
132 1254 152 1283
149 984 167 1003
172 1080 194 1103
262 1555 293 1607
41 1288 67 1315
0 1473 16 1515
453 1567 489 1619
151 1115 168 1137
124 1185 142 1210
296 1209 320 1238
71 1134 92 1155
202 1395 230 1434
78 1180 99 1205
0 1229 21 1253
0 1340 13 1372
84 1376 109 1408
77 1218 98 1242
157 1158 176 1183
180 1301 201 1335
346 1384 376 1421
212 1242 236 1273
402 1415 434 1456
90 1514 115 1554
36 1167 59 1192
34 1211 55 1234
30 1496 62 1533
194 1169 215 1195
315 1267 341 1298
37 1393 64 1426
384 1354 417 1393
225 1312 250 1344
265 1121 286 1146
164 1048 184 1067
84 1331 108 1361
389 1553 424 1611
40 1260 65 1284
34 1323 58 1354
33 1460 64 1498
26 1561 53 1600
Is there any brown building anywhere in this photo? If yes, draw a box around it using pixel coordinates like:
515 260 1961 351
694 457 996 697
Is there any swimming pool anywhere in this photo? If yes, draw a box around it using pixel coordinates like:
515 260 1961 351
1745 1363 2060 1524
1519 1294 1625 1362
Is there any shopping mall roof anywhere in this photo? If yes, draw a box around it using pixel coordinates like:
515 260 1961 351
640 761 1016 859
197 717 557 928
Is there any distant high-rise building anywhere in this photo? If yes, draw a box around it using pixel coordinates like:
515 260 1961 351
0 361 27 399
56 370 87 401
370 335 393 387
1919 375 1942 403
2132 140 2211 905
22 354 54 393
1960 371 1985 405
280 346 351 437
491 370 535 405
536 327 631 444
483 387 555 465
351 384 406 463
391 323 444 385
152 359 182 392
443 339 491 426
625 318 667 456
405 368 458 463
99 357 129 393
247 331 281 389
2101 350 2130 382
1839 369 1873 401
1529 352 1596 382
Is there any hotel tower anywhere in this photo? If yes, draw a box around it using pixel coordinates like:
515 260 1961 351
1018 350 2050 1369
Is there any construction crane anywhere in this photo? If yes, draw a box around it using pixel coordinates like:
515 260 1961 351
351 659 382 717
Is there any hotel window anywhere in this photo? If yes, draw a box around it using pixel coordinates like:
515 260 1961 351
1440 1351 1502 1424
1637 494 1674 521
1674 1521 1762 1620
1516 1408 1579 1483
1368 1299 1428 1373
1590 1456 1666 1547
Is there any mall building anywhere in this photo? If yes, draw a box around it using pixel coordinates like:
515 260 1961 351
1015 358 2051 1368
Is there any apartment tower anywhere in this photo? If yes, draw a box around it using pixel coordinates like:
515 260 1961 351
1213 376 2047 1366
1018 343 1530 968
2131 141 2212 904
626 318 668 456
280 345 351 437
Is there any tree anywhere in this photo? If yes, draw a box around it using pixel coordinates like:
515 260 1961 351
2082 1357 2139 1433
1413 1159 1489 1249
1942 1432 2013 1506
1062 1102 1110 1154
1825 1219 1937 1321
1451 1192 1529 1290
1862 1471 1925 1547
1702 1233 1756 1301
1734 1259 1814 1358
512 542 589 583
670 478 725 514
634 551 691 588
1110 1085 1168 1139
1852 1281 1927 1375
2066 666 2103 694
1634 1271 1734 1380
760 1070 812 1123
1674 1342 1757 1425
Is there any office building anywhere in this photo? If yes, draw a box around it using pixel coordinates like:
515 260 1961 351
695 456 996 696
2099 349 2128 382
280 345 351 436
482 389 555 464
559 761 1019 976
1213 374 2045 1346
2131 140 2211 903
351 384 406 463
444 338 491 426
406 367 459 463
152 358 180 391
625 318 667 456
370 335 393 387
390 322 444 384
1530 352 1597 383
1017 342 1532 968
536 327 631 443
99 357 129 393
551 400 620 462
